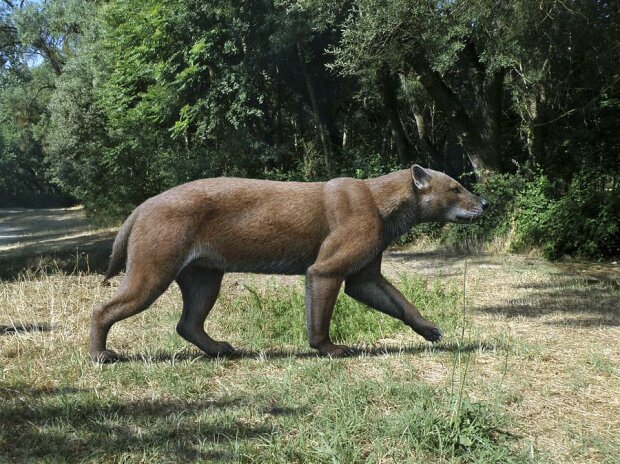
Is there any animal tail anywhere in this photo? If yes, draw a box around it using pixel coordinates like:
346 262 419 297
103 209 138 283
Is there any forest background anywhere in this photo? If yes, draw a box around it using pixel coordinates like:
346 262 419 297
1 0 618 259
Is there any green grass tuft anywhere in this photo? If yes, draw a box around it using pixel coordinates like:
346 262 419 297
217 275 460 351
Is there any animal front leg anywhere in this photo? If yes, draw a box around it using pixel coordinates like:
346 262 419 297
345 274 443 342
305 273 354 357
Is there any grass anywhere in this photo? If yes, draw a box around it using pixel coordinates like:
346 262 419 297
0 266 531 463
1 222 619 463
230 274 461 350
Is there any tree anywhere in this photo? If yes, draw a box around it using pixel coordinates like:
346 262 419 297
0 0 87 206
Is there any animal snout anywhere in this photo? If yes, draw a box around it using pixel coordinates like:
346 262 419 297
480 198 489 211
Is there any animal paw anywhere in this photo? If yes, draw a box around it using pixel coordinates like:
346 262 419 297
421 326 443 342
204 341 236 357
319 343 356 358
91 350 120 364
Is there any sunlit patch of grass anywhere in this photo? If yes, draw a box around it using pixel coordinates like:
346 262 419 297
214 274 461 351
586 351 617 376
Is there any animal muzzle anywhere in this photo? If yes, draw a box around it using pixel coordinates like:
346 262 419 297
454 197 489 223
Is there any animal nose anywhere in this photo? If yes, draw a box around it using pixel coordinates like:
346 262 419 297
480 198 489 210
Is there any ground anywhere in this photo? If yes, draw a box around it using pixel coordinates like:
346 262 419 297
1 207 618 463
0 207 116 279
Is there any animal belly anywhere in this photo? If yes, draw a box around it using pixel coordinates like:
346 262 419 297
227 256 313 275
193 208 325 274
190 242 317 275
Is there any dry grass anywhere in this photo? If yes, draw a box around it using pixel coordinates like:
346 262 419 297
1 252 618 462
2 268 518 463
466 261 620 463
385 250 620 463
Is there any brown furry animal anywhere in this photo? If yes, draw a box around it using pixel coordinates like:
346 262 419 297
91 165 487 362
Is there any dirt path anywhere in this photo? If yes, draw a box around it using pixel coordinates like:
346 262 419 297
0 207 115 278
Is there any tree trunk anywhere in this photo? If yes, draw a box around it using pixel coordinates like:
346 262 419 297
481 68 504 167
526 89 547 163
408 47 502 181
297 40 334 176
412 106 441 164
443 133 466 179
377 63 414 166
398 74 440 165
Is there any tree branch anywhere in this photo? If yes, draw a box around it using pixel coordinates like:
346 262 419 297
407 45 501 177
33 36 64 75
408 47 478 144
27 84 55 109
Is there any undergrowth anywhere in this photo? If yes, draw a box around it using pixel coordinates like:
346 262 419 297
409 166 620 260
224 274 461 349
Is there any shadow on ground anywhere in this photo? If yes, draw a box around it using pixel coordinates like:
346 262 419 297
385 249 521 280
478 276 620 327
109 340 504 364
0 385 286 462
0 207 115 280
0 323 52 334
0 235 114 279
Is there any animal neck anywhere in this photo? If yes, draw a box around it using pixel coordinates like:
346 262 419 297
364 170 420 244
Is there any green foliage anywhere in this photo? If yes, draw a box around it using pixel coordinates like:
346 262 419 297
439 173 527 248
437 168 620 259
390 395 520 461
2 0 619 258
0 62 67 206
0 0 85 207
512 169 620 259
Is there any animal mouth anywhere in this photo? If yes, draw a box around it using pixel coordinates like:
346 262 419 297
454 210 484 223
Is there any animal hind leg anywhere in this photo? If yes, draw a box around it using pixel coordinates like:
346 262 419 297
90 268 174 363
175 266 233 356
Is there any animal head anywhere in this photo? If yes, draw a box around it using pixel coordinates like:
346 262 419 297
411 165 488 224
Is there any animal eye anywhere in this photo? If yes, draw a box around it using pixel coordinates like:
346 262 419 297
450 187 460 193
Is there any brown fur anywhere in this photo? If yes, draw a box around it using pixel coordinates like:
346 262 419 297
90 165 487 362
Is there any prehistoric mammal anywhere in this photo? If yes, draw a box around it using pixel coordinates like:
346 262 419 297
91 165 487 362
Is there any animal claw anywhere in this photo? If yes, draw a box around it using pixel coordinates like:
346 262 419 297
206 341 236 357
91 350 120 364
321 344 355 358
426 327 443 342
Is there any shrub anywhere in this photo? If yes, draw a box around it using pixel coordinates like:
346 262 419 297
422 167 620 260
438 173 526 251
511 169 620 259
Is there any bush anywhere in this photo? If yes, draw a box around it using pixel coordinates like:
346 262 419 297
438 173 526 251
424 168 620 260
511 169 620 259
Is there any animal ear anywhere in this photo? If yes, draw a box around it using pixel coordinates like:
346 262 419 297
411 164 431 191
